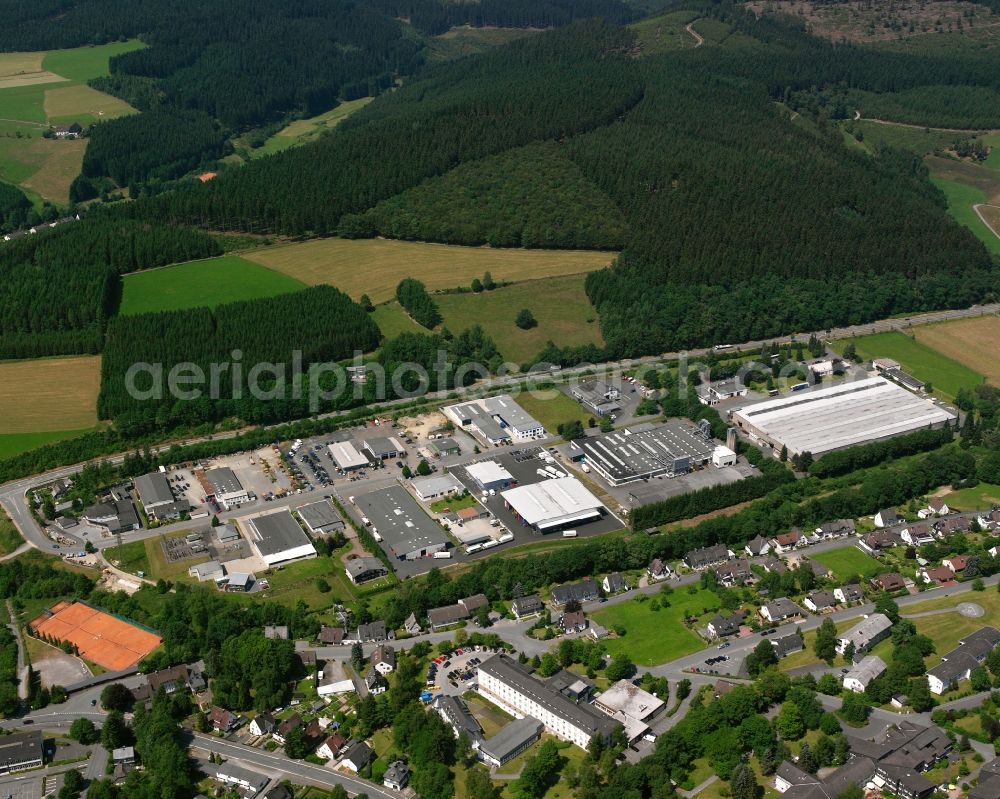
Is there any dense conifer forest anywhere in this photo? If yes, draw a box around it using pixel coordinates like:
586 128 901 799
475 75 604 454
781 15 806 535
0 219 221 359
0 184 31 234
97 286 381 428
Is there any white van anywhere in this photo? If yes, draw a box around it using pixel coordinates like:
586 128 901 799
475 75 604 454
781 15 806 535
562 530 577 538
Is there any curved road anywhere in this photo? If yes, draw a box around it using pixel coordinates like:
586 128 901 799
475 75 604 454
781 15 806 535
685 21 704 47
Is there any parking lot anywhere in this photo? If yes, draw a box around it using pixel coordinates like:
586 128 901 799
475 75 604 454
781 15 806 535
0 773 43 799
426 646 499 696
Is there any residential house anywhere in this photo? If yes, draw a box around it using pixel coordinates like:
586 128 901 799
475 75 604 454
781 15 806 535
715 558 753 587
771 633 804 659
249 713 276 737
602 572 630 595
817 519 856 538
901 523 936 546
316 733 347 760
860 529 900 553
428 603 470 630
683 544 732 570
350 621 391 643
345 557 388 585
834 584 863 604
384 760 410 790
208 706 238 733
559 611 588 633
761 556 787 574
935 517 966 537
215 763 269 796
372 645 396 675
403 613 422 634
770 529 805 554
918 497 949 519
459 594 489 616
366 670 388 695
871 572 906 592
920 565 956 586
874 508 900 528
759 598 804 624
707 613 742 639
806 560 832 579
943 555 969 574
318 626 345 645
968 757 1000 799
837 613 893 655
745 536 771 557
550 579 599 607
273 714 302 745
844 656 887 692
511 595 543 619
340 741 374 773
927 627 1000 694
804 590 837 613
647 559 673 581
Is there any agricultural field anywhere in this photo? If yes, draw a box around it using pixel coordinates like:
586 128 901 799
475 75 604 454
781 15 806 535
810 546 882 580
119 256 307 315
0 355 101 435
913 315 1000 384
0 429 94 462
239 97 372 158
942 482 1000 510
630 9 701 54
427 26 537 62
244 238 615 304
0 41 142 205
370 303 424 341
434 274 604 364
834 330 984 399
926 154 1000 256
590 587 721 666
512 390 595 436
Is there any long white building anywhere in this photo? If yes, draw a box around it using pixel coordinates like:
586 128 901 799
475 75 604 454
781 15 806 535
477 654 619 749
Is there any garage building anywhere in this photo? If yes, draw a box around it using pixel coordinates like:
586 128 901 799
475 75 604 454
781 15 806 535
243 508 317 566
731 376 955 458
466 461 515 492
355 485 450 560
296 501 345 535
412 473 464 501
501 476 605 533
205 467 251 509
570 421 716 486
328 441 369 471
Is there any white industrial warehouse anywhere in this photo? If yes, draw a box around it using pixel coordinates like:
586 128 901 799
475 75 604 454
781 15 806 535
501 476 605 532
242 508 317 566
730 376 955 458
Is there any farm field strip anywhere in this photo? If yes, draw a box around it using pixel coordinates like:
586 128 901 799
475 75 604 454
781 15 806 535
119 255 307 315
913 314 1000 384
0 355 101 433
243 237 616 304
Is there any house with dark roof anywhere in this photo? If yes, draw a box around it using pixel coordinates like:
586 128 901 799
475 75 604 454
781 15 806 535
550 579 599 607
817 519 855 538
759 598 803 624
871 572 906 592
208 706 238 733
434 695 484 742
318 626 344 645
559 611 588 633
647 559 673 580
771 633 804 659
428 603 470 630
707 613 741 639
803 590 836 613
874 508 899 528
968 756 1000 799
349 620 391 642
366 669 388 695
384 760 411 790
715 558 753 587
602 572 629 595
273 714 302 744
684 544 732 570
834 584 863 604
249 713 276 737
860 529 900 553
837 613 892 655
927 627 1000 694
511 595 543 619
902 523 935 546
341 741 374 772
745 535 770 557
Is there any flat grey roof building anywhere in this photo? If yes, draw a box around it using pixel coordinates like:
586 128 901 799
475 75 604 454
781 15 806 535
243 509 317 566
732 376 955 458
134 472 174 509
479 717 544 767
572 421 716 485
411 473 464 501
356 485 449 560
364 436 406 459
205 467 243 496
0 730 43 774
296 501 345 535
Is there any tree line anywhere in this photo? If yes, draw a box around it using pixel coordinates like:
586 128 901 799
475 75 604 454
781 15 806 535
0 217 220 359
396 278 442 329
808 426 955 479
97 285 381 426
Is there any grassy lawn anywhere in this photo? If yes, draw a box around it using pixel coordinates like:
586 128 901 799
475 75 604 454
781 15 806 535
498 737 585 799
810 546 882 580
143 531 210 582
119 256 306 315
779 619 856 672
371 302 424 341
428 26 536 62
930 174 1000 257
0 355 101 435
429 493 478 514
244 238 615 305
901 595 1000 669
511 390 594 437
107 539 150 576
262 550 393 611
914 315 1000 386
244 97 373 157
0 428 95 462
434 274 604 364
0 509 24 556
943 482 1000 511
591 588 720 666
631 9 701 55
833 330 984 399
466 693 513 739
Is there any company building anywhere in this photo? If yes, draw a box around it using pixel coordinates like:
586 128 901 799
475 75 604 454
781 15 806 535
243 508 317 566
205 467 251 509
477 654 620 749
569 421 716 486
730 377 955 459
501 476 605 533
355 485 449 560
444 395 545 444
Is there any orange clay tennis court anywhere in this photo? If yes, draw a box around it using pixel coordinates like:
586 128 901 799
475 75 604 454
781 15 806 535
30 600 161 670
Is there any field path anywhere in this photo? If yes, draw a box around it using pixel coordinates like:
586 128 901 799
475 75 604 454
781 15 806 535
974 203 1000 240
685 21 705 47
852 112 986 134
